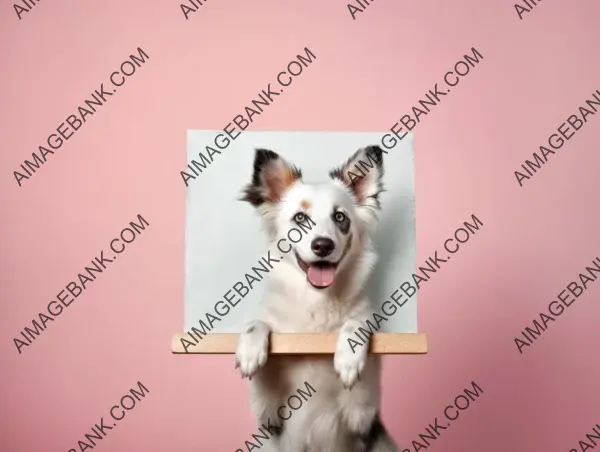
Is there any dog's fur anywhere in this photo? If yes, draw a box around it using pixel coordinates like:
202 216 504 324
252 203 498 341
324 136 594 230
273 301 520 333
236 146 398 452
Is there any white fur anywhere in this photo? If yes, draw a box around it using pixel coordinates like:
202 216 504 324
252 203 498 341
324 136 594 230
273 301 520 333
236 147 397 452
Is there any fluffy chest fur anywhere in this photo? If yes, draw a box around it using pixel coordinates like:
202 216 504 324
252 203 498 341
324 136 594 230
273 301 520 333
262 259 373 333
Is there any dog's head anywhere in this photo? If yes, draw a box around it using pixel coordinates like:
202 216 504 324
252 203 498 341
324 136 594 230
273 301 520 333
241 146 385 290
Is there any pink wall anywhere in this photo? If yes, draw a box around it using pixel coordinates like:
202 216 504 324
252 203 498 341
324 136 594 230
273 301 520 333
1 0 599 451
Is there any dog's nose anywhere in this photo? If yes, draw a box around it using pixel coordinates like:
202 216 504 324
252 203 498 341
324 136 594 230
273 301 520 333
311 237 335 257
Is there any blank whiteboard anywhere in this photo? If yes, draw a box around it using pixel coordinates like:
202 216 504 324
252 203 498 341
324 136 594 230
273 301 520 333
184 131 417 333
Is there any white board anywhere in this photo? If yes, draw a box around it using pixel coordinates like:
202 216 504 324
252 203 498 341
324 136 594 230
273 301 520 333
184 131 417 333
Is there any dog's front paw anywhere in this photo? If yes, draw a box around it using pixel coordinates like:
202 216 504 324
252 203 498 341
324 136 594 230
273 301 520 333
334 341 367 390
235 320 270 380
334 320 369 390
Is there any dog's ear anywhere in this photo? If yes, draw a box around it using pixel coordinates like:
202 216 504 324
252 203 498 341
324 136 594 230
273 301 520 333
241 149 302 207
329 145 385 208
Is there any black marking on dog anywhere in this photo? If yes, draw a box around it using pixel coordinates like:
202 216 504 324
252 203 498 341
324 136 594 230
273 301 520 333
240 185 265 207
332 207 351 234
240 148 303 207
364 145 385 169
360 146 386 197
329 166 345 183
246 326 255 333
359 413 387 451
328 148 362 190
270 424 283 436
329 146 385 205
252 149 279 185
343 233 353 262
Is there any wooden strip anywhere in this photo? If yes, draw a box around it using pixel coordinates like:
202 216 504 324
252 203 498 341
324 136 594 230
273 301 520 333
171 332 427 354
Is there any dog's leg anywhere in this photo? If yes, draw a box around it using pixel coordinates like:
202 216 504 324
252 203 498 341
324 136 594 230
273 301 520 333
235 320 270 379
334 319 368 390
249 368 285 443
236 320 286 448
335 320 398 452
339 368 398 451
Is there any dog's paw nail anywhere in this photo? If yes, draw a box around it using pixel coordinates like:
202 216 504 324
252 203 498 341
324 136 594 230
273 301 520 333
235 329 269 379
334 349 364 390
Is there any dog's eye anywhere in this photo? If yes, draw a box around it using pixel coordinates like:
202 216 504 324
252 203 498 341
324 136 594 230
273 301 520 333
293 212 306 223
334 212 346 223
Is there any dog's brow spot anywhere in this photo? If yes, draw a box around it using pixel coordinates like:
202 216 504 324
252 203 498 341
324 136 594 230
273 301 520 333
301 200 311 209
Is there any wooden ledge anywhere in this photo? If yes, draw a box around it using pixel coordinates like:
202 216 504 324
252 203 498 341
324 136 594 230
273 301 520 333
171 333 428 354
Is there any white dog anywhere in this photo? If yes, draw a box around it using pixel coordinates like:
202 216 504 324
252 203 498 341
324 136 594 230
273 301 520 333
235 146 398 452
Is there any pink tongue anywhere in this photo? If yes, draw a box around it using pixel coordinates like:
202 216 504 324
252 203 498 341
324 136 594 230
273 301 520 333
307 265 336 288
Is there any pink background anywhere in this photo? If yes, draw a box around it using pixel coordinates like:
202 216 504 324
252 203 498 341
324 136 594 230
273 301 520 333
1 0 599 451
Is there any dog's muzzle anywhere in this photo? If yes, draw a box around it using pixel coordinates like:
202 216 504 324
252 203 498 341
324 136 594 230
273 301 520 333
295 235 352 289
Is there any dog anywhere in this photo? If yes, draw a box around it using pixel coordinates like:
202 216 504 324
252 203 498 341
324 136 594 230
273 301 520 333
235 145 398 452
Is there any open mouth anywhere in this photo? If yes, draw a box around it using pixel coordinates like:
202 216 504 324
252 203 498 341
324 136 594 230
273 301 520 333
295 253 343 289
295 253 339 289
